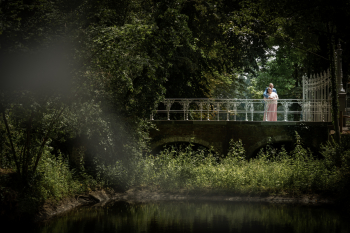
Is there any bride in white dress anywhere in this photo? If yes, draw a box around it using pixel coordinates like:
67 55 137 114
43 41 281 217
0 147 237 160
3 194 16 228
263 87 278 121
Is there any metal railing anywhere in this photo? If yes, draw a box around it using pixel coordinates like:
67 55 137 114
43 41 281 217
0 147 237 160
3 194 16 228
150 99 331 122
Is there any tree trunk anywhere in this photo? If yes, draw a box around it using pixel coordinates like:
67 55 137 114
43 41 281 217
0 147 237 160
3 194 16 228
327 25 341 144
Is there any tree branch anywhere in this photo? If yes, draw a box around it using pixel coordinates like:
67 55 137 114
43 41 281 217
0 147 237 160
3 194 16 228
32 105 67 174
1 107 21 176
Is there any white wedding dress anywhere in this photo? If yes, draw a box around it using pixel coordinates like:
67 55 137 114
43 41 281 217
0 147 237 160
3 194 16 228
263 92 278 121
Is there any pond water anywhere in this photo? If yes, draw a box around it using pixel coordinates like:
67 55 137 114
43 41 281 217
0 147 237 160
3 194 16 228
30 201 350 233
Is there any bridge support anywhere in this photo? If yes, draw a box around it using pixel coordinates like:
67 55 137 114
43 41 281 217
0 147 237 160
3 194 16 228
149 121 329 158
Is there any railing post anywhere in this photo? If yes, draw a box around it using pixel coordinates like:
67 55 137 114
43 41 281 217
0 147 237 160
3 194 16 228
250 102 254 121
281 100 291 122
206 100 211 121
195 100 204 121
298 100 304 121
165 100 174 121
327 69 330 101
151 102 159 121
233 102 237 121
321 100 327 122
226 101 231 121
244 100 250 121
216 102 220 121
264 100 268 121
180 99 190 121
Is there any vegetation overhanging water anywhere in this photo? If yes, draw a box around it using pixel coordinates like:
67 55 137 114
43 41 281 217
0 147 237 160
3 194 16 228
1 131 350 219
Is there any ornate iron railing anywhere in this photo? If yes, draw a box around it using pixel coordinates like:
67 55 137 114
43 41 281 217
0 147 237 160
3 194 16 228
151 99 331 122
303 69 331 101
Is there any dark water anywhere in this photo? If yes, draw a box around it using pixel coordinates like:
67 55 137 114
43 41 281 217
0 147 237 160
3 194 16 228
29 201 349 233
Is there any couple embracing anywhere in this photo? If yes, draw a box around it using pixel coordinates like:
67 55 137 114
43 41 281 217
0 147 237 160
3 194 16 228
263 83 278 121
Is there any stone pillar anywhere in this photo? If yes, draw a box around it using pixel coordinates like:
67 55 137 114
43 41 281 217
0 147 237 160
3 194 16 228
336 43 346 113
339 93 346 114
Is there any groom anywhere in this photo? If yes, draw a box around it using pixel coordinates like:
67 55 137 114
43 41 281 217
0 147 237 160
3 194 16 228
263 83 277 98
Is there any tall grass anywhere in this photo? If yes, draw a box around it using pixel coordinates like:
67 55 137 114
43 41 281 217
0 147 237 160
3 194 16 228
15 148 101 214
130 134 341 195
34 149 102 200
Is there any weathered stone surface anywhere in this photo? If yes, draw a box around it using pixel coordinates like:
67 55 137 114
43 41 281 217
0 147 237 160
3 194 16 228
149 121 329 157
89 190 110 203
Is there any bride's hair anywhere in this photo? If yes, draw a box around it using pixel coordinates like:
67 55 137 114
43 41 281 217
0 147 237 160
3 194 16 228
267 87 272 92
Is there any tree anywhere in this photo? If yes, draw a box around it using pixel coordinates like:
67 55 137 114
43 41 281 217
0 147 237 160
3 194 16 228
248 43 306 99
236 0 350 142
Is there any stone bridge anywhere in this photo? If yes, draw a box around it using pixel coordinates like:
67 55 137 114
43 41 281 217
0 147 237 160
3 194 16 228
149 121 329 158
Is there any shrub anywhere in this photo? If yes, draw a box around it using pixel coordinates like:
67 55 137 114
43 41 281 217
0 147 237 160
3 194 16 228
131 136 340 196
17 147 100 214
320 136 350 205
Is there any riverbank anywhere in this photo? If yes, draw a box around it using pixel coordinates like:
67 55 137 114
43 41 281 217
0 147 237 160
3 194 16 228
31 188 338 223
0 165 109 222
34 189 113 222
20 196 350 233
0 187 114 222
0 184 342 224
1 135 349 223
114 188 335 205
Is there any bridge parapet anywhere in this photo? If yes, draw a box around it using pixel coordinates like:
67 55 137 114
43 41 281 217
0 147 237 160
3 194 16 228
151 99 331 122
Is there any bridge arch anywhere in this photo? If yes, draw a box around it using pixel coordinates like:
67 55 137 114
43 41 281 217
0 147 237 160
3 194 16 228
149 121 328 159
247 135 294 158
151 136 220 154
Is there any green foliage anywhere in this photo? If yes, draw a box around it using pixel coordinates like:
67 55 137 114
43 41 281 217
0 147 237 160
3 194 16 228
129 138 341 195
34 150 79 201
87 21 165 118
237 0 350 142
0 97 72 184
226 139 246 162
0 0 158 190
247 46 304 99
1 0 350 214
94 160 129 192
17 148 100 214
319 136 350 203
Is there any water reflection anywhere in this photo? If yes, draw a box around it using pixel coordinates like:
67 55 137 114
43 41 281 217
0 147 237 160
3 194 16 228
35 201 348 233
